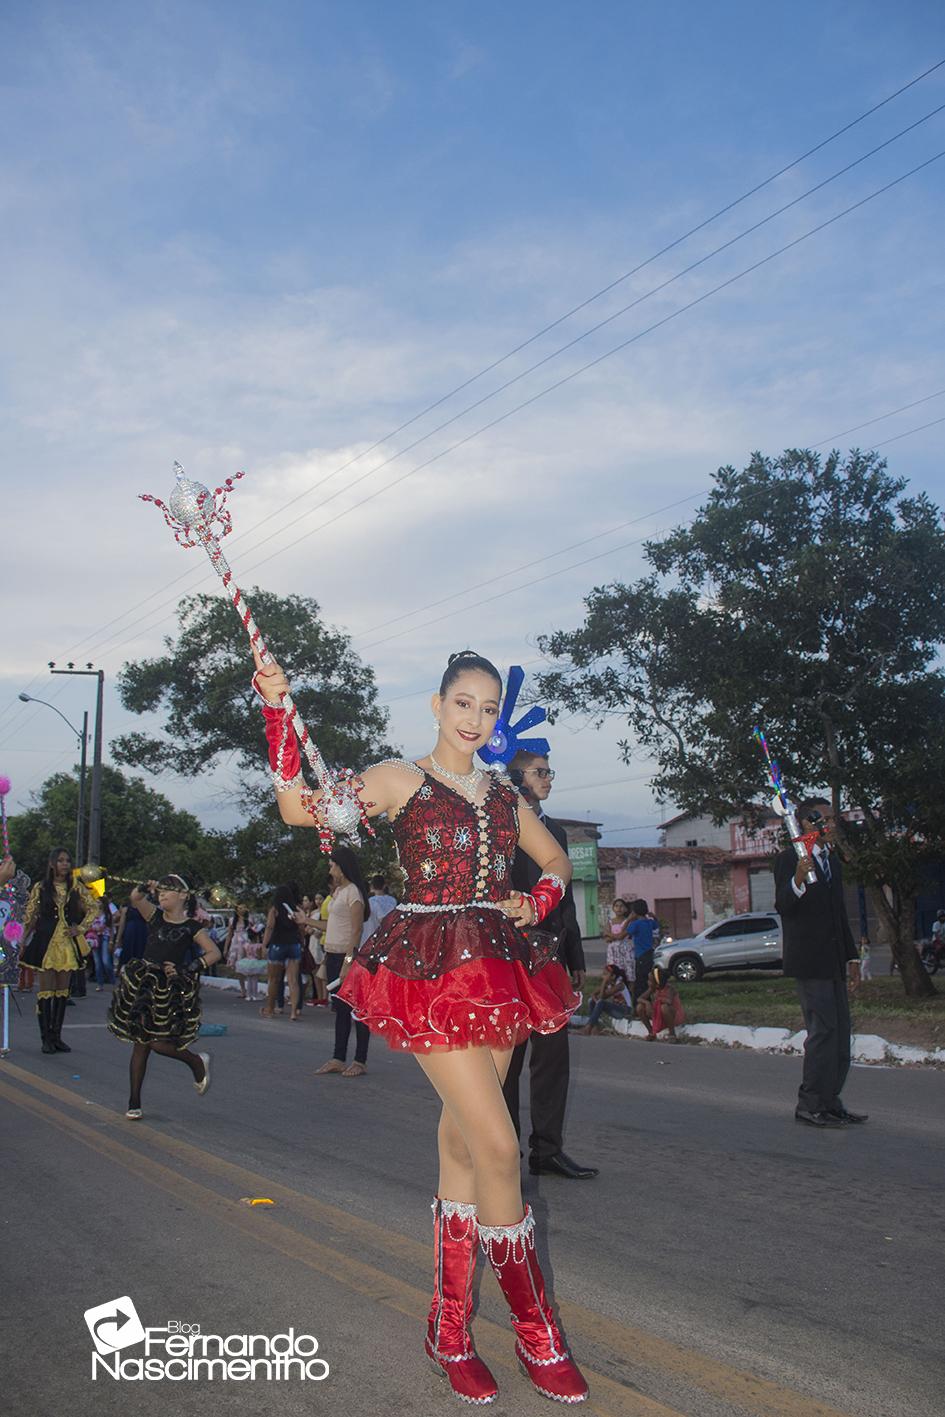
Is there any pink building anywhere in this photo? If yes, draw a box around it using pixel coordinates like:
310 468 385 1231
598 845 732 941
599 807 786 939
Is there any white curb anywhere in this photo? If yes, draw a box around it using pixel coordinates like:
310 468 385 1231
574 1015 943 1066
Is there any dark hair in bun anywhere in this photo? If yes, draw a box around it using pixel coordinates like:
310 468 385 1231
439 650 502 697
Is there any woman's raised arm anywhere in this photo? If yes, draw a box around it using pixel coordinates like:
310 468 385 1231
251 646 405 826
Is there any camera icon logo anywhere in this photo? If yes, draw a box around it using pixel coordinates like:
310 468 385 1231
84 1296 146 1355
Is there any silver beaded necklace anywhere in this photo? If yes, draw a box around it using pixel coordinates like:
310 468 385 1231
429 753 484 801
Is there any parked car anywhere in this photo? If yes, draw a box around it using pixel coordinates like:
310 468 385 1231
652 912 782 982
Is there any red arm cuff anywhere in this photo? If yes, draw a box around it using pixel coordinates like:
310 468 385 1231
263 705 302 787
530 873 565 924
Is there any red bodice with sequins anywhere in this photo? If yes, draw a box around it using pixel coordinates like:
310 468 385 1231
338 764 580 1052
394 770 519 906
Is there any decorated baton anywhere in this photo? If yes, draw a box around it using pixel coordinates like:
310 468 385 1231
752 727 817 885
140 464 372 850
0 774 10 858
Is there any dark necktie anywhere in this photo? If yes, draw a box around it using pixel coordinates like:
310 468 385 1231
819 850 832 884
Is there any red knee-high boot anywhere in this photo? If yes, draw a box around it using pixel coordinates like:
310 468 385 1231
478 1205 588 1404
425 1198 499 1405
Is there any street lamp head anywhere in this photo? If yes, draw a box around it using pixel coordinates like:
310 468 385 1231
18 692 32 703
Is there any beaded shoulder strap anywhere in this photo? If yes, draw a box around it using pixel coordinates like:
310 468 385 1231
372 757 425 778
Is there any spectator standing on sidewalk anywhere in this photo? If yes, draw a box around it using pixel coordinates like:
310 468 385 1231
316 846 370 1077
501 749 598 1181
858 934 873 982
627 899 657 1007
363 875 397 944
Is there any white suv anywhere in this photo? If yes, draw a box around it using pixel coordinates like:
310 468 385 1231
652 913 782 982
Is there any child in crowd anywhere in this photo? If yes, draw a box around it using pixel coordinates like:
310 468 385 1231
859 934 872 982
579 964 632 1034
636 966 685 1043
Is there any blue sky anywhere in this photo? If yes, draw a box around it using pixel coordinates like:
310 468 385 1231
2 1 943 848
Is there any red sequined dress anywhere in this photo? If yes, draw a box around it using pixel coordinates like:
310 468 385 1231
338 763 580 1052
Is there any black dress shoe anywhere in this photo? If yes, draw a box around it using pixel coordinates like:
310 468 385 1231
829 1107 869 1124
794 1108 844 1128
529 1151 599 1179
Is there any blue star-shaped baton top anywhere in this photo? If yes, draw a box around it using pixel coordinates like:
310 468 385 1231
477 665 551 766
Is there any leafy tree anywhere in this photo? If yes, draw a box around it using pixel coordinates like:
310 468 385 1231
537 450 945 997
110 588 398 900
8 764 216 888
112 588 393 806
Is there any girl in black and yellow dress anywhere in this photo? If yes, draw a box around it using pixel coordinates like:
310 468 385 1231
21 847 98 1055
107 875 221 1119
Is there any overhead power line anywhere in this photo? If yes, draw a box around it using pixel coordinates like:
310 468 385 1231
352 385 945 647
54 59 945 664
71 146 945 672
811 387 945 446
357 405 945 654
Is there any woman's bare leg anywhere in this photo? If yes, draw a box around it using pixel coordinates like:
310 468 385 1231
416 1046 521 1225
285 959 301 1018
262 962 282 1015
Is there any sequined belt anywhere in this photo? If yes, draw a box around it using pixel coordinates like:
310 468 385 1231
396 901 506 915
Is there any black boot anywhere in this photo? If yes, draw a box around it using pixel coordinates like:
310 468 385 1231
52 995 72 1052
39 998 56 1054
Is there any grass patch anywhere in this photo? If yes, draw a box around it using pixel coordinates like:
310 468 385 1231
580 973 945 1050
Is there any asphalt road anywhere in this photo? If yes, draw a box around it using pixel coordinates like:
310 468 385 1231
3 986 943 1417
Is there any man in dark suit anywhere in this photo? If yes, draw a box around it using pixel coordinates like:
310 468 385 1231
502 750 599 1179
774 801 866 1128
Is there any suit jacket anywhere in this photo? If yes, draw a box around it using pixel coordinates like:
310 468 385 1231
774 846 858 980
511 812 585 974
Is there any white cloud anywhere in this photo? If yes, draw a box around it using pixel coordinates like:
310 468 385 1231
3 53 943 848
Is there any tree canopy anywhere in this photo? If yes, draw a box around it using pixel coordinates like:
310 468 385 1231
536 449 945 994
7 761 400 906
112 588 392 804
8 763 225 886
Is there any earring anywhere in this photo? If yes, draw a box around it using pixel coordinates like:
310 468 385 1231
433 718 440 731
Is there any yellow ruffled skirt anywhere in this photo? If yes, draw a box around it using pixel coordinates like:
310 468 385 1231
21 928 89 974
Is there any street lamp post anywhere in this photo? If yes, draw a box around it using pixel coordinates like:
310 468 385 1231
17 695 89 861
49 664 104 864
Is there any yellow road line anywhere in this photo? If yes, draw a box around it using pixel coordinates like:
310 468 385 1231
3 1060 854 1417
0 1075 679 1417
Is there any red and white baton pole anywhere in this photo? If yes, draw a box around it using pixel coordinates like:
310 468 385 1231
140 463 372 850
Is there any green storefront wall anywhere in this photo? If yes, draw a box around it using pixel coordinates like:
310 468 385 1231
567 840 600 938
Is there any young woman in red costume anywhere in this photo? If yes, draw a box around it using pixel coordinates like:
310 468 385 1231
253 646 588 1406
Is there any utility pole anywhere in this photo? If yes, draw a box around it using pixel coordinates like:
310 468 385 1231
77 710 89 863
17 694 89 861
49 663 104 864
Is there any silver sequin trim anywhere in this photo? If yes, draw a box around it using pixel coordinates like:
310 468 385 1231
539 872 567 895
272 769 306 793
440 1199 478 1222
516 1342 573 1367
478 1209 535 1266
396 901 506 915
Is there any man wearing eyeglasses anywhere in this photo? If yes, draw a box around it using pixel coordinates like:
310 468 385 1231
502 751 598 1180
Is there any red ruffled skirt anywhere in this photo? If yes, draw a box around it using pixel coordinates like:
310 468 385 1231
337 905 580 1053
